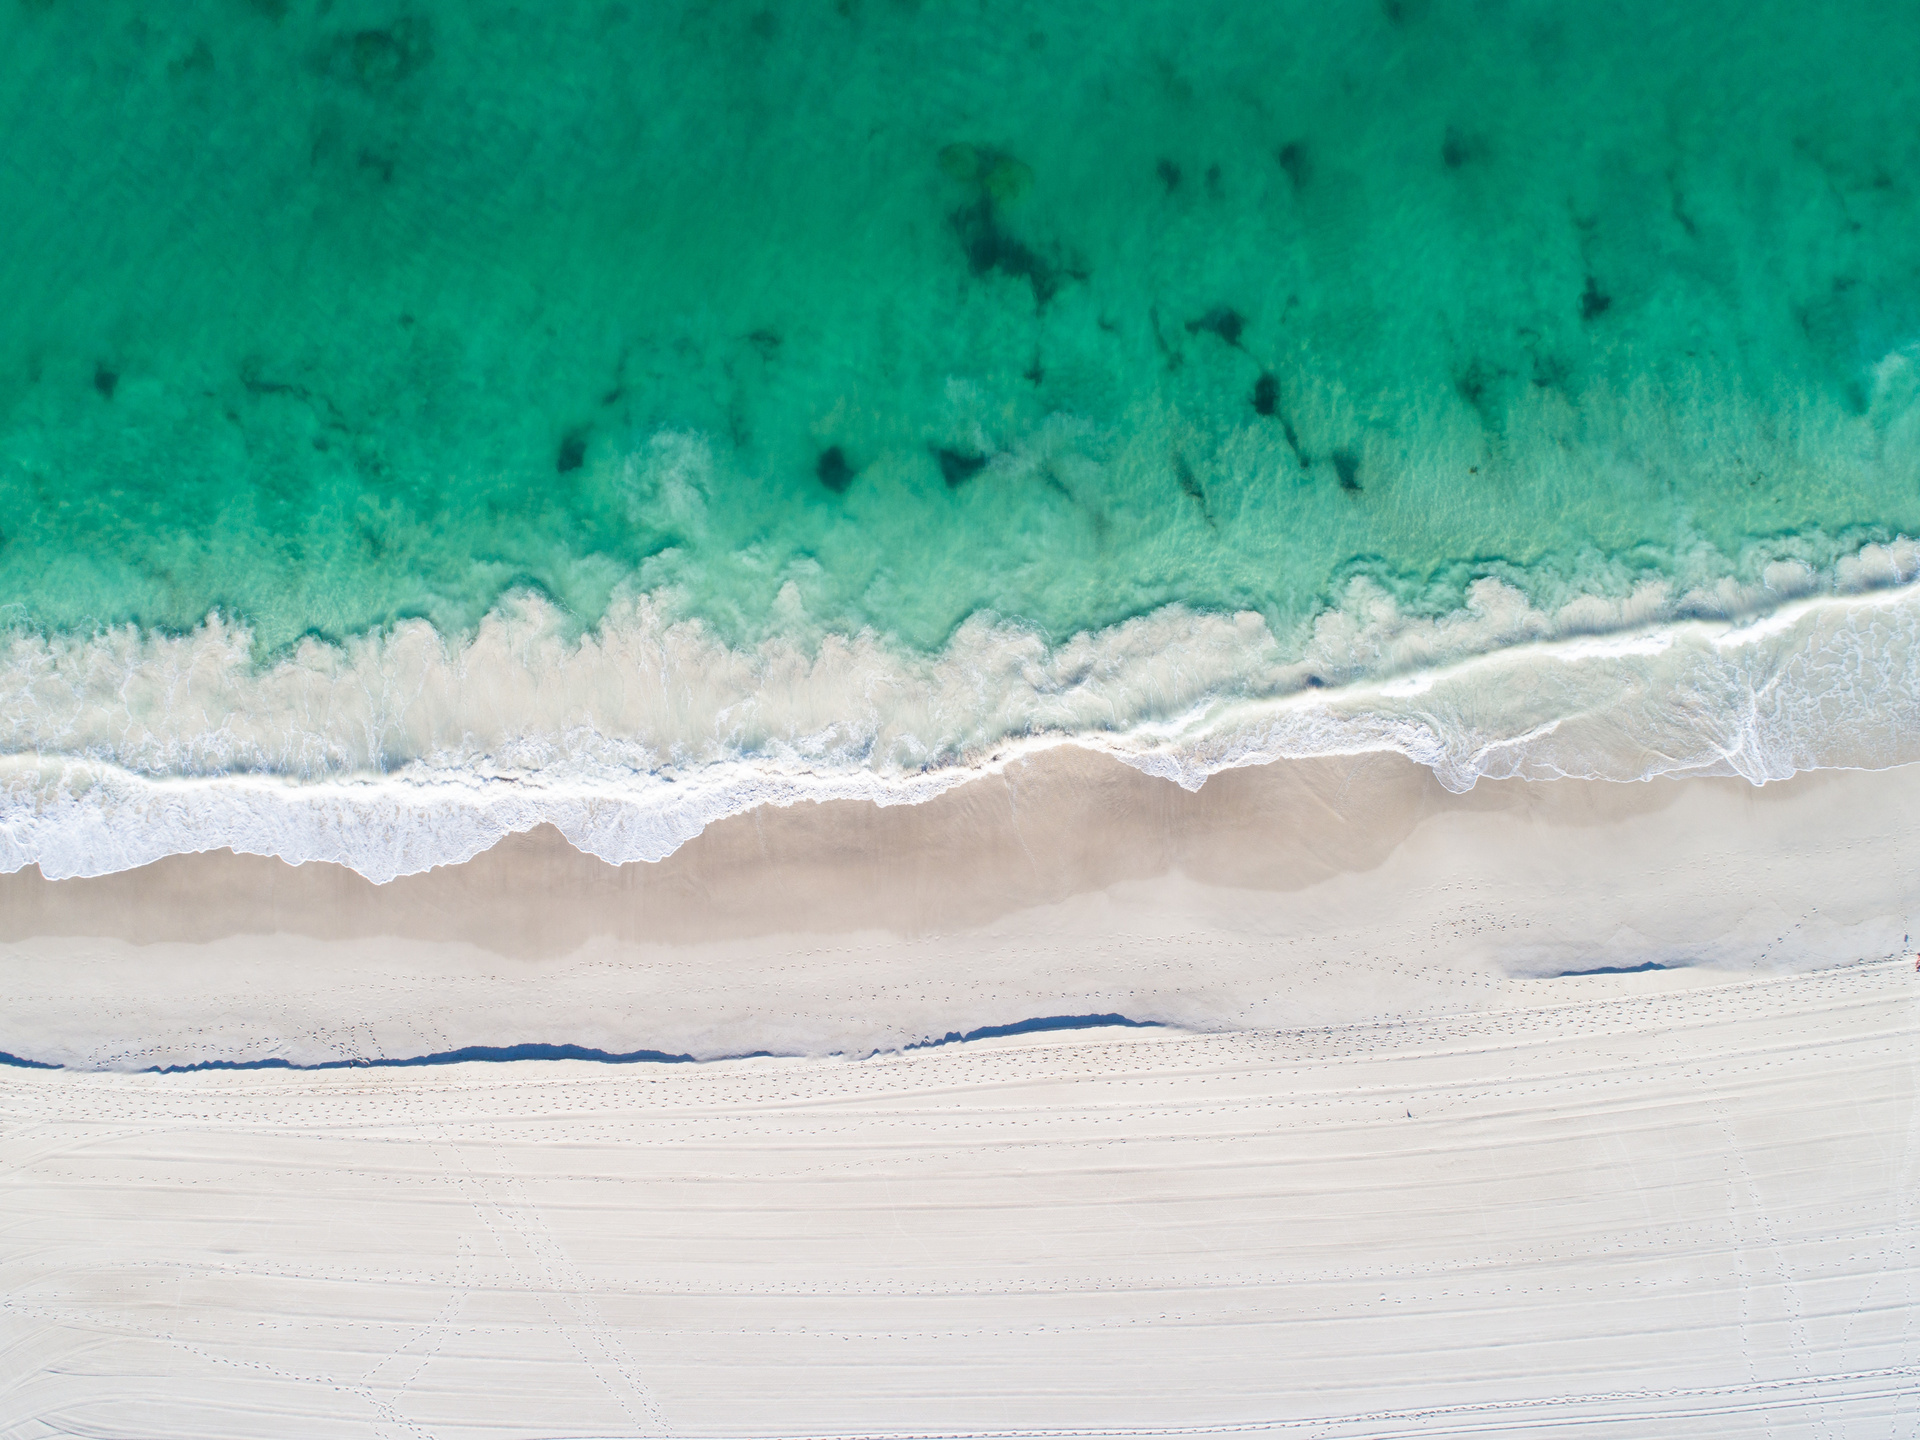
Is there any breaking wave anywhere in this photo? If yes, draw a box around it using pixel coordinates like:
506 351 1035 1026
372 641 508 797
5 537 1920 882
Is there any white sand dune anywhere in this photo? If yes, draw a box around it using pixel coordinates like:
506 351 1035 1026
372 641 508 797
3 957 1916 1438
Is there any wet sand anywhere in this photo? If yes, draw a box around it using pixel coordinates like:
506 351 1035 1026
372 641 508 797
4 750 1915 1068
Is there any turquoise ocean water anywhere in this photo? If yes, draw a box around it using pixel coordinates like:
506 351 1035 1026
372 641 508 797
6 0 1920 878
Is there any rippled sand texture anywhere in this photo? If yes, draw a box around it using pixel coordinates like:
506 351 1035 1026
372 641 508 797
5 961 1915 1437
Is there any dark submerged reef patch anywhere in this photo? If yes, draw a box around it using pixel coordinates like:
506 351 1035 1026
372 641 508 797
1441 126 1488 169
1281 418 1310 468
934 446 989 488
1276 141 1311 192
1174 451 1213 523
1186 307 1245 347
940 142 1079 310
1251 373 1311 467
816 444 855 493
949 197 1065 309
1454 356 1514 428
1149 305 1184 370
1581 275 1612 320
326 16 434 91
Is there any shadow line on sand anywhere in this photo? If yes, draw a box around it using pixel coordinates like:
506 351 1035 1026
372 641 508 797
3 1015 1165 1074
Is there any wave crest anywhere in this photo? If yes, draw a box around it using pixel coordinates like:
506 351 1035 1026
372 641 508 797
6 542 1920 880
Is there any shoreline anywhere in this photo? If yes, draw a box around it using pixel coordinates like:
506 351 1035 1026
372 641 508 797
5 748 1916 1069
5 551 1920 886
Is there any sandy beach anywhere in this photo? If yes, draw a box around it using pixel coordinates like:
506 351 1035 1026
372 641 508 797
12 3 1920 1430
6 753 1919 1434
4 958 1914 1437
3 749 1917 1068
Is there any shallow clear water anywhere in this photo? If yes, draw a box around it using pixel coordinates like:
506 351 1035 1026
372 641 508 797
6 0 1920 876
8 0 1920 651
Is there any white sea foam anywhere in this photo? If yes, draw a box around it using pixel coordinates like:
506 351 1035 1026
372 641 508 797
4 541 1920 880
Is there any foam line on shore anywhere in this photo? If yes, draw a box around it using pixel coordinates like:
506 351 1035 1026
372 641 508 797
5 544 1920 880
7 749 1916 1070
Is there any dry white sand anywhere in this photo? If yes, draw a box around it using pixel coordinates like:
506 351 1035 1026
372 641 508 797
3 958 1916 1438
3 751 1918 1067
4 752 1919 1435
